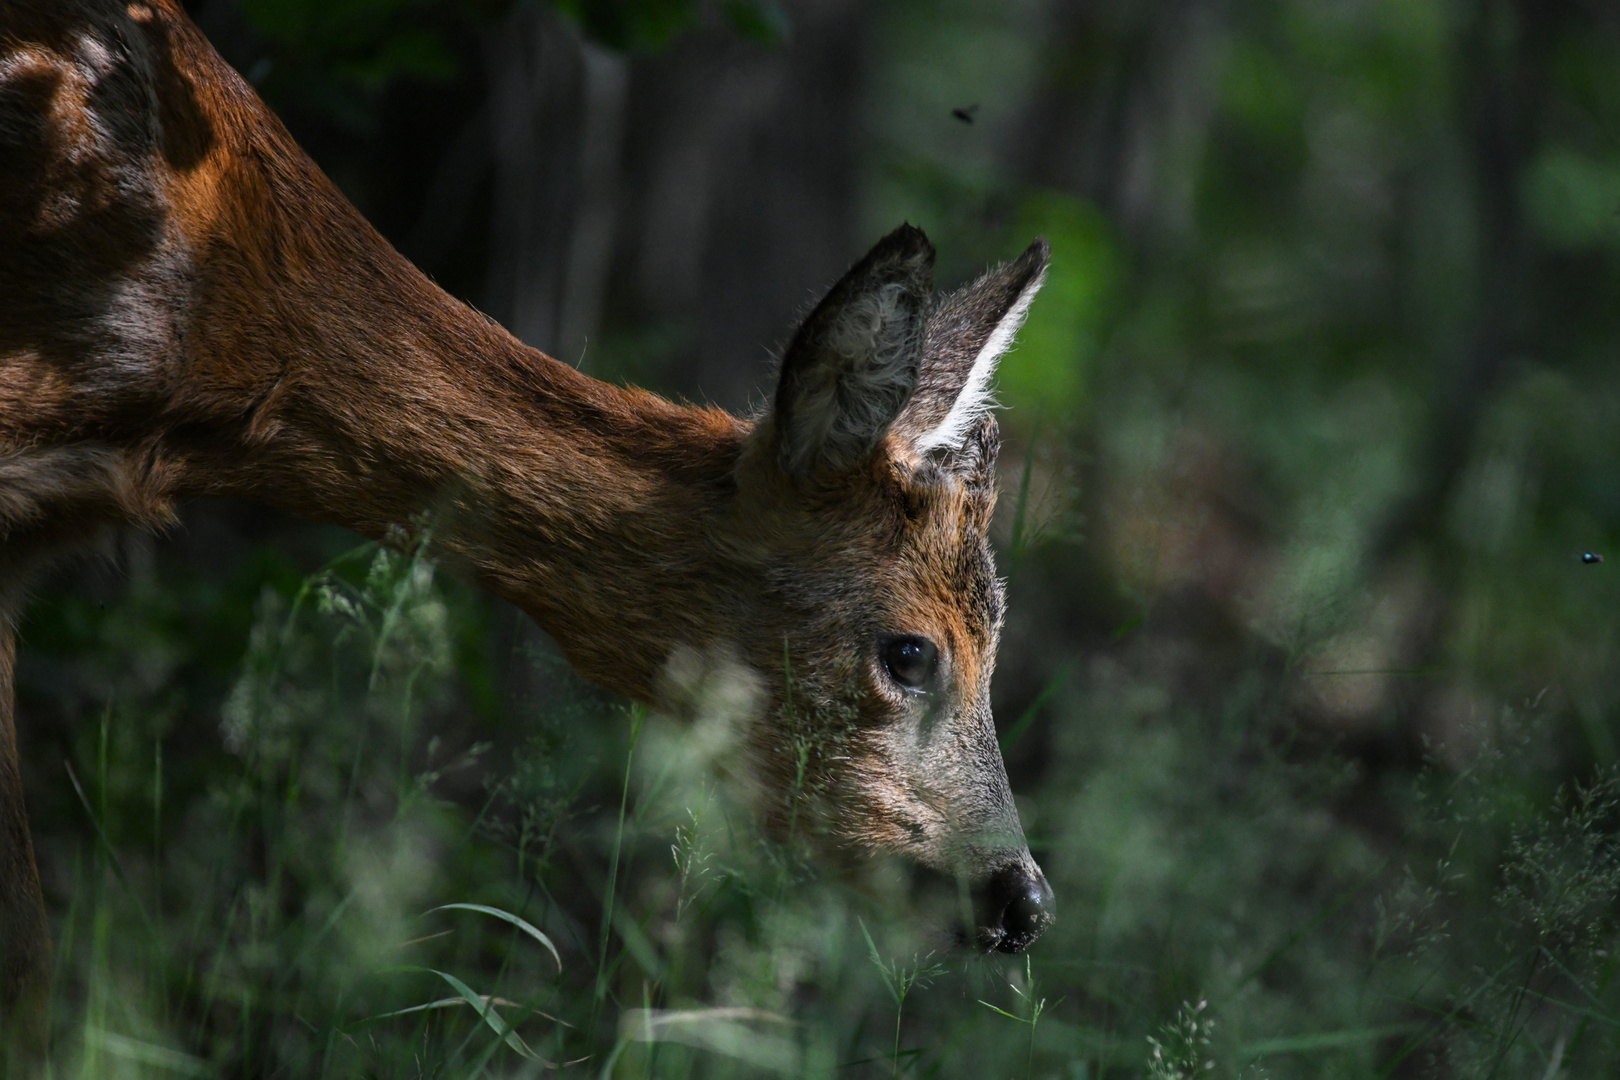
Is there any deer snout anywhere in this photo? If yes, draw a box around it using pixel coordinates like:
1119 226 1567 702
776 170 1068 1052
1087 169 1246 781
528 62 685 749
979 861 1054 953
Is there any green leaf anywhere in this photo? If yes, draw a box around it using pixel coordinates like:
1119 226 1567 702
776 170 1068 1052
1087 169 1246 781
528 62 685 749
427 902 563 970
1242 1023 1421 1057
429 968 541 1061
977 999 1027 1023
999 660 1074 755
859 919 898 1001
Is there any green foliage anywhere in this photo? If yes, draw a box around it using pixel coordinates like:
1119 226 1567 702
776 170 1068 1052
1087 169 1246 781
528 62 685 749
1000 191 1117 421
555 0 789 53
549 0 696 53
239 0 461 84
24 536 1620 1077
862 921 946 1078
237 0 480 129
979 955 1060 1080
720 0 789 46
1146 1000 1214 1080
1523 148 1620 250
21 0 1620 1074
236 0 788 129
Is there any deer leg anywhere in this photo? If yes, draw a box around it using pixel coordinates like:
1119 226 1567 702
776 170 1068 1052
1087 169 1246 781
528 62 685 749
0 624 49 1057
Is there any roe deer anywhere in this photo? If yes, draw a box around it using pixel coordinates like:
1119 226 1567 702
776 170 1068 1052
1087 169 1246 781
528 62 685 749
0 0 1054 1037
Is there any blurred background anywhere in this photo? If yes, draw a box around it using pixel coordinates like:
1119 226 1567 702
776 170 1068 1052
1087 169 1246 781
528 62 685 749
15 0 1620 1075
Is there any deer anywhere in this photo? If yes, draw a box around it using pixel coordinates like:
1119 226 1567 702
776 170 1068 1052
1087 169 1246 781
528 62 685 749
0 0 1055 1044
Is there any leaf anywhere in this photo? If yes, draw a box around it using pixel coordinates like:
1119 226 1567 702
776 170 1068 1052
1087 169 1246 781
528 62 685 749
84 1029 214 1077
619 1008 799 1074
978 999 1027 1023
859 919 898 1001
360 995 572 1029
428 968 541 1061
999 660 1074 754
427 902 562 970
1242 1023 1421 1057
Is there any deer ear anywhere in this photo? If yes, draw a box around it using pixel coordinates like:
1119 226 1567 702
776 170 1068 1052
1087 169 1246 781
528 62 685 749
895 238 1049 455
772 224 935 478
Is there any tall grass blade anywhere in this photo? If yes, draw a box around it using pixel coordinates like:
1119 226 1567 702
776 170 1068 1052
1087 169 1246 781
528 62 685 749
999 661 1074 755
424 967 541 1062
83 1028 213 1077
595 705 646 1009
427 903 562 970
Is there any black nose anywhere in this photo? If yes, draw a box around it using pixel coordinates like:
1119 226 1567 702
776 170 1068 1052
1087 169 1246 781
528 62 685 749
981 863 1054 953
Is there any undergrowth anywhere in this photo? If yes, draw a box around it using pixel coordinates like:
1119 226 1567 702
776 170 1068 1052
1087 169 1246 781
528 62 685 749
11 537 1620 1078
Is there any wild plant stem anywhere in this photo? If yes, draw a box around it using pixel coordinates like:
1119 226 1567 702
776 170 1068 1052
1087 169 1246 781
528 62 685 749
367 533 430 692
596 705 646 1009
153 737 165 1022
1026 956 1035 1079
893 991 904 1079
152 739 162 881
1008 414 1042 569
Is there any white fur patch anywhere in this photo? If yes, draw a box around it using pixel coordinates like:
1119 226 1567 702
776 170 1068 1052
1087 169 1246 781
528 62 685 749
913 266 1046 453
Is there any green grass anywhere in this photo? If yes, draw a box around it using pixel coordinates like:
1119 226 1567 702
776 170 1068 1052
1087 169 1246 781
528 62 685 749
9 531 1620 1078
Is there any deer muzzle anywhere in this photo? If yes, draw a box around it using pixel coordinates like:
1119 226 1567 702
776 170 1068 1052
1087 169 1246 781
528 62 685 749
977 859 1055 953
978 861 1056 952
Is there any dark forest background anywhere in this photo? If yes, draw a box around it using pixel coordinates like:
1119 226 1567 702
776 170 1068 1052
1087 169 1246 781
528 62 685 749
15 0 1620 1075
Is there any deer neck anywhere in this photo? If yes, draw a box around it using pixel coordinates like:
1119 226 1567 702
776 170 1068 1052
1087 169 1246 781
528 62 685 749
178 251 752 703
2 5 757 704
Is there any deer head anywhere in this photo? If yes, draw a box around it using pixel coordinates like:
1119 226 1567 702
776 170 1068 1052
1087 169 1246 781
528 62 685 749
714 225 1053 952
0 4 1060 1029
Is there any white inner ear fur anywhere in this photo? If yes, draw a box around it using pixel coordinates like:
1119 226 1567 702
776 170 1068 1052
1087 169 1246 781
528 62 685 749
914 266 1047 453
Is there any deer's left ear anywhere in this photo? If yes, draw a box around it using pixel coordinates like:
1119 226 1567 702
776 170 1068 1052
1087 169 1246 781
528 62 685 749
894 238 1049 455
771 224 935 478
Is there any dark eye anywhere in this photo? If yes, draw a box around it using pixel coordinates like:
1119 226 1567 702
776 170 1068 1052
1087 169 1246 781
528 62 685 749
882 636 938 690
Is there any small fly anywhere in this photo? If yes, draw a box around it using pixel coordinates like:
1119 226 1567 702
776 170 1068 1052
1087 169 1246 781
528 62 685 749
1582 552 1604 564
951 104 979 124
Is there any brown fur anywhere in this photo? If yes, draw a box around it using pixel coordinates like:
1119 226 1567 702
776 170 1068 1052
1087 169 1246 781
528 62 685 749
0 0 1053 1034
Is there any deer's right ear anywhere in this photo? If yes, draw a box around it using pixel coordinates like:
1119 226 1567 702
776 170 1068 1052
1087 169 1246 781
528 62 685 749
770 225 935 478
893 238 1048 457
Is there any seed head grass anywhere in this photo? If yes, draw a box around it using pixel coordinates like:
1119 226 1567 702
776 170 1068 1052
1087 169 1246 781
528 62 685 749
13 538 1620 1077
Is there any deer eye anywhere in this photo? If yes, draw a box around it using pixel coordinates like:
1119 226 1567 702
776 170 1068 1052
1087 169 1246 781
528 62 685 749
882 636 938 690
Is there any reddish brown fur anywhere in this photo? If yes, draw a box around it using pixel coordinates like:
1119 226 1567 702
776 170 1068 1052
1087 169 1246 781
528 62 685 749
0 0 1051 1040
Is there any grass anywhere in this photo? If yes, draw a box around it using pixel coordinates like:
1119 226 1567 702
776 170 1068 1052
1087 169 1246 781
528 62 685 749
860 920 946 1079
38 0 1615 1068
978 956 1059 1080
8 529 1620 1078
